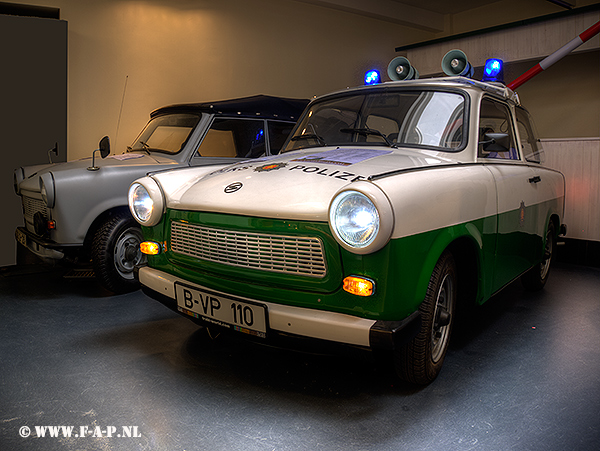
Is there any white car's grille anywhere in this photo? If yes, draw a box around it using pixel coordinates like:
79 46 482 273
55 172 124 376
170 221 327 278
22 196 48 221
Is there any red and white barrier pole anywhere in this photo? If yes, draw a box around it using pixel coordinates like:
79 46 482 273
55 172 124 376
507 20 600 90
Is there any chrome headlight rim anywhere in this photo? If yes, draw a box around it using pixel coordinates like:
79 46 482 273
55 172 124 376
14 168 25 195
128 177 165 227
329 183 394 255
39 172 56 208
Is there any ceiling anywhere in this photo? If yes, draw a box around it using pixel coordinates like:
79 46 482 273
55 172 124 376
294 0 576 32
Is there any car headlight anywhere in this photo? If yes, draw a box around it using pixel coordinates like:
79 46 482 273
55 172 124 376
13 168 25 195
39 173 56 208
128 177 164 226
329 184 394 254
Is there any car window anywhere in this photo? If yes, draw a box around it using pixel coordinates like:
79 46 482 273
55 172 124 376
197 118 266 158
478 98 519 160
516 107 545 164
283 90 466 152
129 113 200 154
267 121 296 155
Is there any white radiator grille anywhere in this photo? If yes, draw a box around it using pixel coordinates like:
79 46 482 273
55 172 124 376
22 196 48 221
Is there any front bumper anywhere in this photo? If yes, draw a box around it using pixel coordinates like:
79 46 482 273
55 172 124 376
15 227 65 261
138 266 421 351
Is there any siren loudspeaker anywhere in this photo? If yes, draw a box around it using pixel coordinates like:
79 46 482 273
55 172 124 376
387 56 419 81
441 49 474 78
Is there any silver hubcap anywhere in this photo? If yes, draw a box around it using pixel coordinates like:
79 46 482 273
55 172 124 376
431 273 454 363
113 228 145 279
540 228 553 280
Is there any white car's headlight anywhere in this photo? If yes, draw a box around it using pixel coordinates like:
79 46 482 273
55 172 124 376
14 168 25 195
128 177 164 226
329 184 394 254
39 173 55 208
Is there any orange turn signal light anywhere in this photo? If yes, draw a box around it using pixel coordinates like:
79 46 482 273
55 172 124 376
140 241 161 255
343 276 374 297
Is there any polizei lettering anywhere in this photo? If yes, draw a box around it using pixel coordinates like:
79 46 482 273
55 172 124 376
288 165 365 182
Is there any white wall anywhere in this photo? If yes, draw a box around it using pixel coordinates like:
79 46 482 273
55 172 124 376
8 0 599 159
544 138 600 242
9 0 434 160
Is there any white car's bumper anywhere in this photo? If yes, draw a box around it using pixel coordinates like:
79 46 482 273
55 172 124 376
139 266 379 347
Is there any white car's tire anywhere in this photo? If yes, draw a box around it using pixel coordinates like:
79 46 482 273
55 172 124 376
395 251 457 385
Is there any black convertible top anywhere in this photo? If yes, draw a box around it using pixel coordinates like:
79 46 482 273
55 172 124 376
151 95 309 121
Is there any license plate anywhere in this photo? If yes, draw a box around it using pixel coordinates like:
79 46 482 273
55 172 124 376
175 283 268 338
16 229 27 247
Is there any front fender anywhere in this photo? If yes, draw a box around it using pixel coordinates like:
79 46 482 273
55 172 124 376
51 165 175 244
368 165 498 314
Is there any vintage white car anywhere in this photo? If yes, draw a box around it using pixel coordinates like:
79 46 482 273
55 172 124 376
13 95 307 293
129 68 566 384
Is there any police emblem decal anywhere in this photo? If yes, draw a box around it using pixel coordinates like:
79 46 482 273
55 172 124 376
254 162 287 172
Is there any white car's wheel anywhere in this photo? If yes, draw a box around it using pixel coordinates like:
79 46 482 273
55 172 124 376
395 251 457 385
522 222 555 291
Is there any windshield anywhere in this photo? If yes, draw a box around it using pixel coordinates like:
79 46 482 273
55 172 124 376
283 90 466 153
128 113 201 155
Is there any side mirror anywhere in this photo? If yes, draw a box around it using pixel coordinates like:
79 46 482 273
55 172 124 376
481 133 510 152
99 135 110 158
87 136 111 171
48 142 59 163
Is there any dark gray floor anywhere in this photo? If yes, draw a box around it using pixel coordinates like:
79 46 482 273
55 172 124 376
0 261 599 451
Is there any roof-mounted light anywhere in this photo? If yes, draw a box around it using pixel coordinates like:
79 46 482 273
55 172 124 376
364 69 381 85
483 58 504 83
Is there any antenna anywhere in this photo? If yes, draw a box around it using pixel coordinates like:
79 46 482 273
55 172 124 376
114 75 129 152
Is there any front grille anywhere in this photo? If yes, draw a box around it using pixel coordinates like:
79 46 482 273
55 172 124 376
22 196 48 221
170 221 327 278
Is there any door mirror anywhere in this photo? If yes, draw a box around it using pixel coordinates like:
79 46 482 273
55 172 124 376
481 133 510 152
88 136 111 171
47 142 59 163
99 135 110 158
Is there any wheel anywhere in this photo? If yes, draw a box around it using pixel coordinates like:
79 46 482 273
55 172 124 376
521 222 555 291
395 251 457 385
91 211 146 293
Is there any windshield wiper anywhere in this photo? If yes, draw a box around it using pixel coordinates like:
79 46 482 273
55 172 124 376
340 128 395 147
127 142 152 155
138 141 152 155
290 133 327 147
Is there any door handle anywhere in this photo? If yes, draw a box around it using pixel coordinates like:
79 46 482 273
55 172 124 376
528 175 541 184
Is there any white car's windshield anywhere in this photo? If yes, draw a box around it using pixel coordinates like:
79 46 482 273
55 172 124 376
128 113 201 155
283 90 466 153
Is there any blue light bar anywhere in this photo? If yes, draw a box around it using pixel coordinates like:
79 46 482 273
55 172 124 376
482 58 504 83
364 70 381 85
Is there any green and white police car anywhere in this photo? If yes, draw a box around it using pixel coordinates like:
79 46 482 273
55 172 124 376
129 59 566 384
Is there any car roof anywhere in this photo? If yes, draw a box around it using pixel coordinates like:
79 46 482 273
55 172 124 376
151 95 310 121
314 77 519 105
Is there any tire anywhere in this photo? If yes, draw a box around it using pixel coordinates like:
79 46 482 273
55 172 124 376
91 211 147 293
521 222 555 291
395 251 457 385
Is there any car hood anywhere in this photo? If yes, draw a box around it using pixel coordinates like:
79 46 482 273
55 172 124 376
18 152 179 193
165 146 457 222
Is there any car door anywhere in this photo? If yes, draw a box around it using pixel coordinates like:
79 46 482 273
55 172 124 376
515 106 564 262
478 98 540 292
